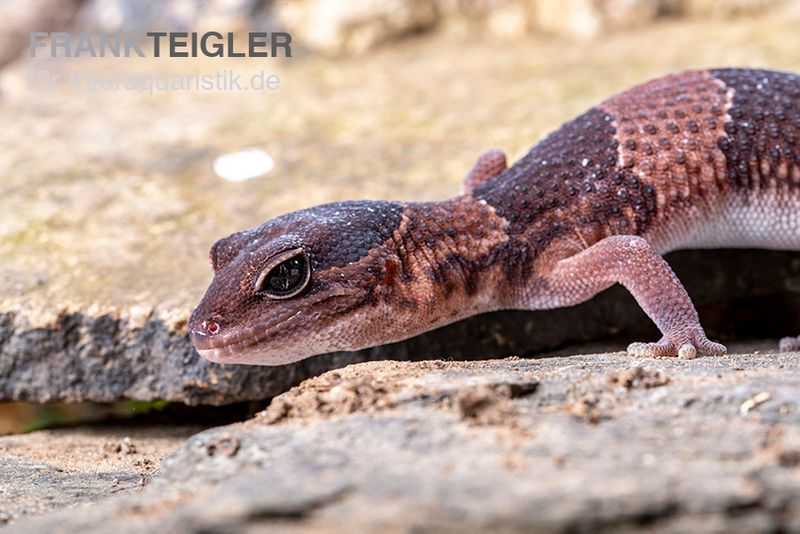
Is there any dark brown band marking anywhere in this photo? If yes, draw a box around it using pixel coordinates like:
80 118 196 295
709 68 800 191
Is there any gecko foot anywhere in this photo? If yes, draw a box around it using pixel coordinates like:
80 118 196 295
627 329 726 359
779 335 800 352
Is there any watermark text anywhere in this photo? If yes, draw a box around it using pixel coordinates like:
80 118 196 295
27 68 281 95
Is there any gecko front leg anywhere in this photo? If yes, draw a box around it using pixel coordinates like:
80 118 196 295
532 235 726 359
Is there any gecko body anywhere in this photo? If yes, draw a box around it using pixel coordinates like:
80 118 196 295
190 68 800 365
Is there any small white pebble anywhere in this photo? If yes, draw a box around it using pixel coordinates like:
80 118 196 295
740 391 771 415
213 148 274 182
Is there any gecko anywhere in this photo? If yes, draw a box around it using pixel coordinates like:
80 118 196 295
190 68 800 365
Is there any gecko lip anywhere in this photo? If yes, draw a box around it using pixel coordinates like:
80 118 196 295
189 292 361 360
190 310 304 355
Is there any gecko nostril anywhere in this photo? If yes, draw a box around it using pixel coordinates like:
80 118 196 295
202 320 221 336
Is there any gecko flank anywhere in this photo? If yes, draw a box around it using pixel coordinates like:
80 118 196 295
191 68 800 365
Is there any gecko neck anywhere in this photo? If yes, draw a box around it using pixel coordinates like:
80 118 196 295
392 195 516 316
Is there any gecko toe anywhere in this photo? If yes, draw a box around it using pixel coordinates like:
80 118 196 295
627 340 674 358
627 331 726 359
779 335 800 352
696 338 726 356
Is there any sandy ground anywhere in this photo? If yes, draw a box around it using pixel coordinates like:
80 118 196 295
0 426 201 475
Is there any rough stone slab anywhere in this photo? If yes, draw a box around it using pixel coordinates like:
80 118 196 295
3 350 799 532
1 250 798 405
0 301 369 405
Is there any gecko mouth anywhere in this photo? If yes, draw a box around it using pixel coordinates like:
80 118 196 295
191 308 305 355
189 292 363 361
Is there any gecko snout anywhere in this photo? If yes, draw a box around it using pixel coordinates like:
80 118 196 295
189 317 222 350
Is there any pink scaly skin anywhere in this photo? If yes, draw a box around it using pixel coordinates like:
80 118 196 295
190 68 800 366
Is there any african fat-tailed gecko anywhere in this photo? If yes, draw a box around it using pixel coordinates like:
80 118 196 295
190 68 800 365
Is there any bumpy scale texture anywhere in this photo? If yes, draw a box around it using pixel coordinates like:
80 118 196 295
190 68 800 365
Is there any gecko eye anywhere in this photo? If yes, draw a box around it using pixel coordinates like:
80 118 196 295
255 248 310 299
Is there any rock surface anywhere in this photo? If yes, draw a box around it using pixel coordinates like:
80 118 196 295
78 0 274 34
2 349 799 531
0 0 82 68
276 0 794 50
6 0 790 61
278 0 439 54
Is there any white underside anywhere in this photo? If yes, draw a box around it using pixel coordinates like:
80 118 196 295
666 189 800 252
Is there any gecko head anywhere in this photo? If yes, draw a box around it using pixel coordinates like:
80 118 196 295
189 200 407 365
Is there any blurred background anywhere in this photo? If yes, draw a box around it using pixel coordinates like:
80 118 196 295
2 0 800 434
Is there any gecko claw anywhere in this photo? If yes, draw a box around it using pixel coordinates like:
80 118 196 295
627 331 726 359
678 343 697 359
